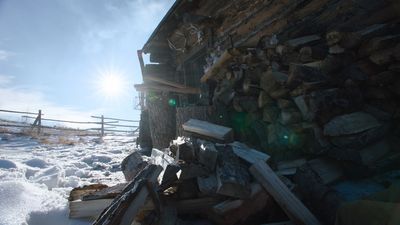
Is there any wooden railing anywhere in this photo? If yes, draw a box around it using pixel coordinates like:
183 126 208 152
0 109 139 136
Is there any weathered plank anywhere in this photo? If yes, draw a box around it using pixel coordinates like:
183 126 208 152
229 141 270 164
250 161 322 225
182 119 233 142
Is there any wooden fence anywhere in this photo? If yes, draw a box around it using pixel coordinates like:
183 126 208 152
0 109 139 136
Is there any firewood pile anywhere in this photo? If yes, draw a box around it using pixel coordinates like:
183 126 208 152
201 24 400 165
194 24 400 224
69 112 399 225
203 27 400 161
71 127 321 225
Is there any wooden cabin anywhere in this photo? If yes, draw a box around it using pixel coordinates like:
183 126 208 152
136 0 400 153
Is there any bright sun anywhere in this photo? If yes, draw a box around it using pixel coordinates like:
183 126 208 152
98 71 126 98
93 67 129 101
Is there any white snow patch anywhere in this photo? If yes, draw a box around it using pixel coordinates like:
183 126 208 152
31 165 64 189
0 134 137 225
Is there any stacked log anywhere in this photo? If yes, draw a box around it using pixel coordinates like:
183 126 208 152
199 24 400 164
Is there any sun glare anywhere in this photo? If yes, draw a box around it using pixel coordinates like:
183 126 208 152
98 71 126 98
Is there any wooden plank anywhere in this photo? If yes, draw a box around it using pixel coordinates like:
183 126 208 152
134 83 200 94
229 141 270 164
69 184 109 201
69 199 113 219
0 109 38 115
182 119 233 142
249 161 322 225
82 183 127 201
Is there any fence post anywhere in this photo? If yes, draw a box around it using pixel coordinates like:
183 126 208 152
101 115 104 137
31 109 42 134
37 109 42 134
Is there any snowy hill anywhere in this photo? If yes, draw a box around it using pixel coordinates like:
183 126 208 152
0 132 137 225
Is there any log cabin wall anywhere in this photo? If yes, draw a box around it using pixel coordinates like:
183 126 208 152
139 0 400 153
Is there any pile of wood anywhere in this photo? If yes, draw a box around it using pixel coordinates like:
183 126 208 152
201 24 400 170
69 113 399 225
69 120 326 225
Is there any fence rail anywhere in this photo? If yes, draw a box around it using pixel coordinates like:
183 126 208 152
0 109 40 115
0 108 139 136
91 116 139 123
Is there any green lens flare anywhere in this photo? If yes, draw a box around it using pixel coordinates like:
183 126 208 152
168 98 177 107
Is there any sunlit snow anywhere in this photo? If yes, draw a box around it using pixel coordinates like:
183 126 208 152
0 133 137 225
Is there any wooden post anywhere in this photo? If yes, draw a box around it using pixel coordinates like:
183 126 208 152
37 110 41 134
101 115 104 137
32 109 42 134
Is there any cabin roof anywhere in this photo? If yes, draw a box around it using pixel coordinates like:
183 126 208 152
142 0 185 53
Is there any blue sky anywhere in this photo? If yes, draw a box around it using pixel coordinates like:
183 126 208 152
0 0 174 124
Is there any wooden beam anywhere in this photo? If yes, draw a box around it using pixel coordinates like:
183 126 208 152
143 75 189 89
134 83 200 94
249 161 322 225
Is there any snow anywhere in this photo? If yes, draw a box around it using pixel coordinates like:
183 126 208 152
0 159 17 169
0 133 137 225
24 158 48 168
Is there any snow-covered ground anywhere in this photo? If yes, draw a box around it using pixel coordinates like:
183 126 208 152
0 133 137 225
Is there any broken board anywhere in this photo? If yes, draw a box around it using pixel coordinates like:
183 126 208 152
250 161 322 225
